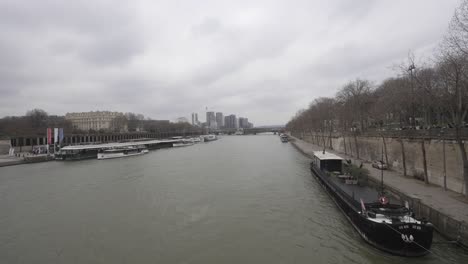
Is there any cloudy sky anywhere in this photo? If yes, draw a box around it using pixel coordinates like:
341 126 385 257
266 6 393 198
0 0 460 125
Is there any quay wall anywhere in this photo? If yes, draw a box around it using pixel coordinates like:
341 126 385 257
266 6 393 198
297 132 466 195
0 140 10 155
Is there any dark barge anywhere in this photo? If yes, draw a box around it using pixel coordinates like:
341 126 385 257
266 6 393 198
310 151 433 257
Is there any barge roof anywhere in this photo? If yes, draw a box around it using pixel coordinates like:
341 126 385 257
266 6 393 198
313 151 343 160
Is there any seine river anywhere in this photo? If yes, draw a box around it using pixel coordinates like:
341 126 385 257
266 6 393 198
1 135 466 263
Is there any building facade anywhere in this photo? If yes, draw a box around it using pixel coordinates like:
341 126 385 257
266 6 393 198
65 111 127 132
238 117 253 128
206 111 217 129
191 113 199 126
224 114 237 129
215 112 224 128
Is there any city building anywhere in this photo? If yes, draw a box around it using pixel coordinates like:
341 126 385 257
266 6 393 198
238 117 249 128
191 113 199 126
215 112 224 128
206 111 217 129
224 114 237 129
65 111 127 132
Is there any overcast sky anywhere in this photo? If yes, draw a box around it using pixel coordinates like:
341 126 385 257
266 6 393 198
0 0 460 126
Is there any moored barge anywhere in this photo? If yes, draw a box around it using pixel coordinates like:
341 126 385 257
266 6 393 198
310 151 433 257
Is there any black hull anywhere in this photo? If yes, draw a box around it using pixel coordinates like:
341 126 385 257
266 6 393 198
310 165 433 257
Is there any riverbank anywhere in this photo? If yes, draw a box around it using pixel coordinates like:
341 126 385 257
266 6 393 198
0 154 55 167
289 136 468 248
0 155 25 167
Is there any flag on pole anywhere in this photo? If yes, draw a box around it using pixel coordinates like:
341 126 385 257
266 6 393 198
59 128 64 143
47 128 52 145
54 128 59 143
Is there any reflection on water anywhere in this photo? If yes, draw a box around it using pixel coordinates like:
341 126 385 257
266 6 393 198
0 134 466 263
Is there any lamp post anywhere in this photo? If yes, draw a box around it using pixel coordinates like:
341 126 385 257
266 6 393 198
441 128 447 191
408 64 416 129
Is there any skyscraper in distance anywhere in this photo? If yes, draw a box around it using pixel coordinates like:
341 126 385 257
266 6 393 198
216 112 224 128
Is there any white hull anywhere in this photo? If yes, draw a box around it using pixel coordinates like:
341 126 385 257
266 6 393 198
173 142 194 147
97 149 148 160
203 135 217 142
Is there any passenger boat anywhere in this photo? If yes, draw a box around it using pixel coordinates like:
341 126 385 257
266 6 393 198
97 146 148 160
280 134 288 142
310 151 433 257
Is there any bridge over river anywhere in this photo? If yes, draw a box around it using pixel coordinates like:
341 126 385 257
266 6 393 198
214 125 285 135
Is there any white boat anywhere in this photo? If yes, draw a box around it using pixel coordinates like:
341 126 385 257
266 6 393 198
280 134 288 142
97 146 148 160
190 137 202 143
203 134 217 142
173 140 195 147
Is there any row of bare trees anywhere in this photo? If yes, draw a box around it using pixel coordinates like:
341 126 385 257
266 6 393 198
286 1 468 195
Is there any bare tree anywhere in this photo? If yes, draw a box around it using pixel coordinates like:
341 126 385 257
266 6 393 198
336 79 373 131
111 115 128 133
26 109 48 128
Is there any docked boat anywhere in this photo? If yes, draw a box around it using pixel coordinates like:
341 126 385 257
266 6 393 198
202 134 217 142
190 137 202 143
280 134 288 142
310 151 433 257
173 139 195 147
97 145 148 160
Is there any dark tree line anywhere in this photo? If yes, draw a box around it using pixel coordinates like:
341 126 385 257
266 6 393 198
286 1 468 195
0 109 199 137
0 109 73 137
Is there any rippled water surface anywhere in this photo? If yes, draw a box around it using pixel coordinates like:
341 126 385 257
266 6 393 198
1 135 467 263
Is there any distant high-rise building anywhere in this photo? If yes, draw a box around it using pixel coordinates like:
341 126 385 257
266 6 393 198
238 117 249 128
191 113 199 126
224 114 237 129
206 111 216 129
215 112 224 128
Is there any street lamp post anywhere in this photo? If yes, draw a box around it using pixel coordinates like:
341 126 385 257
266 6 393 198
408 64 416 129
441 128 447 191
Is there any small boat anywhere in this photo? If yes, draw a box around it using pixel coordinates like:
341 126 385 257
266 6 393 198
310 150 433 257
97 145 148 160
280 134 288 142
203 134 217 142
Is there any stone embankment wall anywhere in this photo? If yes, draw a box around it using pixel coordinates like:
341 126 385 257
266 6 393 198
0 140 10 155
298 132 466 195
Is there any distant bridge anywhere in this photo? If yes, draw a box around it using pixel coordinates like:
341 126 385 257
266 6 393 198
215 126 285 135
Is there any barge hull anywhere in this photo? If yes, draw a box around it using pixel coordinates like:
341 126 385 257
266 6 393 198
310 165 433 257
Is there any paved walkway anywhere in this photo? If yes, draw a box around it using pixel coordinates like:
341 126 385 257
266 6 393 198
291 137 468 224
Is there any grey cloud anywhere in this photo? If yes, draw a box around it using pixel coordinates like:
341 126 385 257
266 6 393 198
191 18 222 37
0 0 461 125
78 32 145 66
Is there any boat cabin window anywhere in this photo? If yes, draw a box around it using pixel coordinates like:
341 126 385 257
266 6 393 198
320 159 342 174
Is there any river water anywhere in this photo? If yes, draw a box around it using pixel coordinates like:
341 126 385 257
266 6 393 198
0 134 466 263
